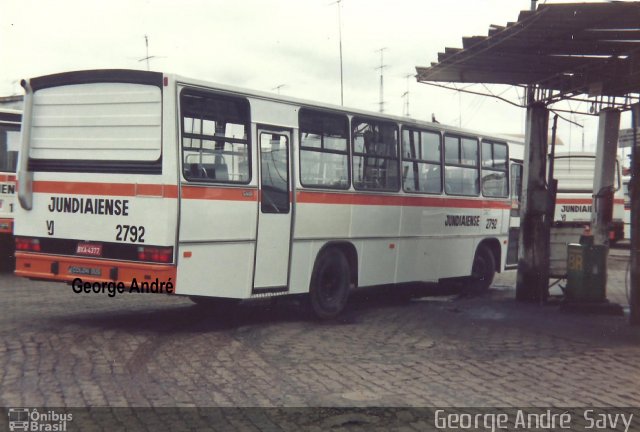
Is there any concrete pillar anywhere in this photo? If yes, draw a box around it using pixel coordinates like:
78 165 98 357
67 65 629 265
591 108 620 246
630 104 640 326
516 102 550 302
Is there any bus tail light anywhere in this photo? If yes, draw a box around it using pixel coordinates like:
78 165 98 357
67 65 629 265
16 237 40 252
137 246 173 263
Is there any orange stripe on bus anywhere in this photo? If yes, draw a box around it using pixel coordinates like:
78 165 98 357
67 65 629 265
32 181 178 198
28 180 510 208
296 190 511 209
0 174 16 182
181 185 258 201
556 198 625 205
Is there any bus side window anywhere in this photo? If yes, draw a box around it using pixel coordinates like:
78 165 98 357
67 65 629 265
299 109 349 189
444 135 479 196
481 140 509 198
180 89 250 184
352 118 399 191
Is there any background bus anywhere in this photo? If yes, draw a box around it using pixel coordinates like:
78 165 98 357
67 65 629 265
0 109 20 269
14 69 512 319
506 147 625 271
553 153 625 244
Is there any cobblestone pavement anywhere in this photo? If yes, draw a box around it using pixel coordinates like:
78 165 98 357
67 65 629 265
0 249 638 411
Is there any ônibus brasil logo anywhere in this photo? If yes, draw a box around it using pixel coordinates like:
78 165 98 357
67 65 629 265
7 408 72 431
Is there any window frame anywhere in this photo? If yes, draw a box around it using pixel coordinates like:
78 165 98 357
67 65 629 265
298 108 350 190
179 88 252 185
443 133 480 197
0 123 20 173
351 116 400 192
400 126 443 194
480 139 509 198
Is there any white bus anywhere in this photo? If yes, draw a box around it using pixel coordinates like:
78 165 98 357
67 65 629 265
0 109 20 266
14 69 511 318
506 147 626 274
553 153 625 244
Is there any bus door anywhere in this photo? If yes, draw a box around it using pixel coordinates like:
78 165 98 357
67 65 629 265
253 127 292 291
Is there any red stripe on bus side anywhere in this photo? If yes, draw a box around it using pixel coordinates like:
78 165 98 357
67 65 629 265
556 198 625 205
0 174 16 182
180 185 258 201
296 190 511 209
29 180 510 208
32 181 179 198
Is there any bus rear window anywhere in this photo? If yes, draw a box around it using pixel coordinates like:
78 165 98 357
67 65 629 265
28 82 162 174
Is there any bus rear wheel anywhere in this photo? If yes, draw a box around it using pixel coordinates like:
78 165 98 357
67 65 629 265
308 247 350 320
468 246 496 292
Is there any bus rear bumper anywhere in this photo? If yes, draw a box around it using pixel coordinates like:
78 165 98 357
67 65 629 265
15 252 177 289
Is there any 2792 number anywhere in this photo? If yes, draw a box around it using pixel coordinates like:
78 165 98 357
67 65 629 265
485 218 498 229
116 225 146 243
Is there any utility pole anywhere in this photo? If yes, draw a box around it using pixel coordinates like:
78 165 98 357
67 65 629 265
143 35 151 71
525 0 538 105
630 103 640 326
402 73 412 117
138 35 164 71
376 48 387 113
330 0 344 106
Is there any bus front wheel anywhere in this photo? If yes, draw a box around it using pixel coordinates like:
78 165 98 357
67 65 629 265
308 247 350 320
468 246 496 292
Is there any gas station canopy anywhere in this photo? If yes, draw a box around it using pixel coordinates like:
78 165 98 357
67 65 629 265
416 2 640 103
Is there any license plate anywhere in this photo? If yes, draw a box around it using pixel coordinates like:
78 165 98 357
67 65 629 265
76 243 103 257
68 266 102 276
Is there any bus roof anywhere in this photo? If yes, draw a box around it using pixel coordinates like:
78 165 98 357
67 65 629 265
24 68 521 145
171 71 518 142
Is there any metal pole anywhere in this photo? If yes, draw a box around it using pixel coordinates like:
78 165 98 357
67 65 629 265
145 35 150 71
525 0 538 105
337 0 344 106
376 48 387 113
592 109 620 247
403 74 412 117
330 0 344 106
630 103 640 325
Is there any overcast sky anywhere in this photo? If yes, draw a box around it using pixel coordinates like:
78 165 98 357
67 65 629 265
2 0 633 155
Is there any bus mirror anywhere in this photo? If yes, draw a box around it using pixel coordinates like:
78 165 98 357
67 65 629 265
18 79 34 210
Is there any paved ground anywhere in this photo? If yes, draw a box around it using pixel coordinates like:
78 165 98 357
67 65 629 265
0 247 638 415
